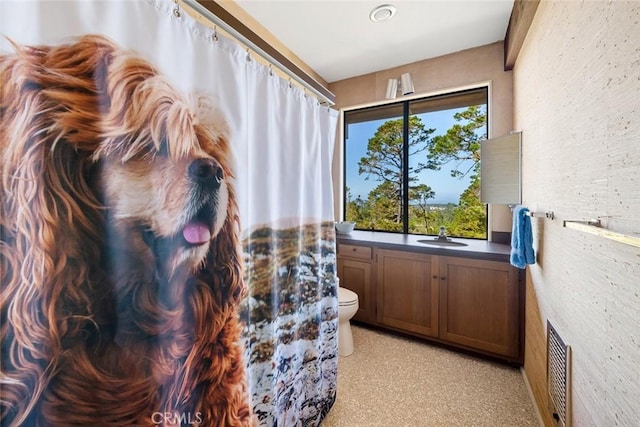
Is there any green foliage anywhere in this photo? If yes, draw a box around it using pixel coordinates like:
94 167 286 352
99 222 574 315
352 116 435 232
448 174 485 238
358 116 434 185
426 105 486 177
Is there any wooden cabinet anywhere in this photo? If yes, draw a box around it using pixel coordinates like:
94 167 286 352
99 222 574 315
336 241 523 363
337 244 375 323
376 249 439 337
438 256 521 360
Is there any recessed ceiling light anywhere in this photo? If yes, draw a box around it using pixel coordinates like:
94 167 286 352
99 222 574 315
369 4 396 23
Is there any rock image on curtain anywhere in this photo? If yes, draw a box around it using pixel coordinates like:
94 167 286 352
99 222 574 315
0 1 339 426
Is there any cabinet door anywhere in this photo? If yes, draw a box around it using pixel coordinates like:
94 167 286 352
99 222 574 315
376 249 439 337
337 258 374 323
439 256 521 359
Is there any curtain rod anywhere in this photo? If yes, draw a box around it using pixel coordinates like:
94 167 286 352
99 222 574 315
184 0 336 106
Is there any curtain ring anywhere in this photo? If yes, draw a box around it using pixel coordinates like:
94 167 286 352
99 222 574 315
173 0 181 18
212 26 218 42
246 48 251 62
268 64 273 76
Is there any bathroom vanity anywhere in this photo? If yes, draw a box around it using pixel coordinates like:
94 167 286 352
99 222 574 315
337 231 524 364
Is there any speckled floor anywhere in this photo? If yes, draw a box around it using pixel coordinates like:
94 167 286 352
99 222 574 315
322 325 539 427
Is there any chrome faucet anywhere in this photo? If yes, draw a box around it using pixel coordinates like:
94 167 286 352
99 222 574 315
437 226 448 241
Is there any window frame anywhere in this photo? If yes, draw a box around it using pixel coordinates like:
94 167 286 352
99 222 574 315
342 85 490 239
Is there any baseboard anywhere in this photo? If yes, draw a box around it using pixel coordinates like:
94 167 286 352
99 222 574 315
521 367 545 427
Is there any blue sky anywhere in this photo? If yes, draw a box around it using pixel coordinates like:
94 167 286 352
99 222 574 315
345 107 477 204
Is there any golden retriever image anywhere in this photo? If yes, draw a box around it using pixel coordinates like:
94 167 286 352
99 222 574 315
0 35 254 426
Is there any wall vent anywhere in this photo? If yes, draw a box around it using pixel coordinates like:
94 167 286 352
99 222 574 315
547 320 571 427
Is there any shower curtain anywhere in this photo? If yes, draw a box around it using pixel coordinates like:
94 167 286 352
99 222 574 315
0 1 338 425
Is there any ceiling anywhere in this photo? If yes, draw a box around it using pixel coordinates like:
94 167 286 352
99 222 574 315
235 0 515 83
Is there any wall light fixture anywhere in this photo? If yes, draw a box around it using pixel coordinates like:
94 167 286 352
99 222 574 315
385 72 415 99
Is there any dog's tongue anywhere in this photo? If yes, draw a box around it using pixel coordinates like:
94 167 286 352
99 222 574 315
183 222 211 245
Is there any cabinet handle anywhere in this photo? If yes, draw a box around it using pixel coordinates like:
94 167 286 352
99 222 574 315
432 275 438 279
440 276 446 280
352 248 357 251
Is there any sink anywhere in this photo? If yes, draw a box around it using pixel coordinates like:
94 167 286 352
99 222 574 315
417 239 468 247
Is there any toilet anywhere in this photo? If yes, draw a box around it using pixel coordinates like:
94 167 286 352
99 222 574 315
337 284 359 357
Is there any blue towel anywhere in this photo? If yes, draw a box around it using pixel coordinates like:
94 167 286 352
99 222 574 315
510 206 535 269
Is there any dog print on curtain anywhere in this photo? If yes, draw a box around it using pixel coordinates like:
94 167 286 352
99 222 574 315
0 34 255 426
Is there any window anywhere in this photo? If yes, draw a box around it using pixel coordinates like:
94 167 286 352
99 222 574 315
343 87 488 239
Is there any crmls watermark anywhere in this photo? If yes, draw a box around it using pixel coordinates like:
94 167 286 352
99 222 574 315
151 412 203 425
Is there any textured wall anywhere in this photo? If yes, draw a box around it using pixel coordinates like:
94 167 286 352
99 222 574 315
514 1 640 425
329 42 514 233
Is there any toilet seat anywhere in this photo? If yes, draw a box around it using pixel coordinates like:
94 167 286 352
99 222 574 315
339 300 358 307
338 287 358 306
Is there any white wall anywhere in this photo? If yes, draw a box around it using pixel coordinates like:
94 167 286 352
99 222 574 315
514 1 640 425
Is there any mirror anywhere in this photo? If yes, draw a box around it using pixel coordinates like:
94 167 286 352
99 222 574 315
480 132 522 204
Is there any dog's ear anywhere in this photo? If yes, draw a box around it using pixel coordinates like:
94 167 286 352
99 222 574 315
0 36 119 424
0 34 117 304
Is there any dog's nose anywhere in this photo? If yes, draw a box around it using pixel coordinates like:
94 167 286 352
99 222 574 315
188 158 224 186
